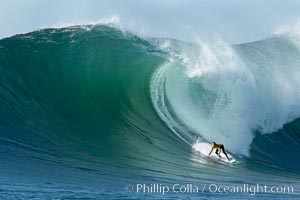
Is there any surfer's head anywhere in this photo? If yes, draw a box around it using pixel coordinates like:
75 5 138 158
213 142 216 145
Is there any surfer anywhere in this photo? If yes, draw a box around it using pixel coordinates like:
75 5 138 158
208 142 231 161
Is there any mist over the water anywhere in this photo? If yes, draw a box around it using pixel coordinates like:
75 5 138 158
2 0 300 44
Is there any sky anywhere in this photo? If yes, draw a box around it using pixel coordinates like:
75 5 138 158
1 0 300 44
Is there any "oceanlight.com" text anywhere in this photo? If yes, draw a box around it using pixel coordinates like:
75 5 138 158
124 183 294 196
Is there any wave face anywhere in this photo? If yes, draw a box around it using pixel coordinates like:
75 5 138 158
0 25 300 197
0 25 177 164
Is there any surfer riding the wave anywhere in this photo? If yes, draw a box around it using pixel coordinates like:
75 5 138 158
208 142 231 161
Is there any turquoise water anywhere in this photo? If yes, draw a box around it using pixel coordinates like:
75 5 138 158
0 25 299 199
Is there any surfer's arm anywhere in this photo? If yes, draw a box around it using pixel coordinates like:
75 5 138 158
208 146 214 156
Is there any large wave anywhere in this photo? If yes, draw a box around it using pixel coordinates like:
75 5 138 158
0 24 300 176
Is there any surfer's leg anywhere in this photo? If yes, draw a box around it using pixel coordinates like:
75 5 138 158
215 149 218 154
215 149 221 158
221 145 230 161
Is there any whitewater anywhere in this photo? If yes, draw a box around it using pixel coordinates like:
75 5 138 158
0 25 299 199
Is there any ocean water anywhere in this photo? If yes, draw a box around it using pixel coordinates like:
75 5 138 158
0 25 299 199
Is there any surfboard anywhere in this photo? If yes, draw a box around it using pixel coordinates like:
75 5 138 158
228 158 240 164
216 155 239 164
